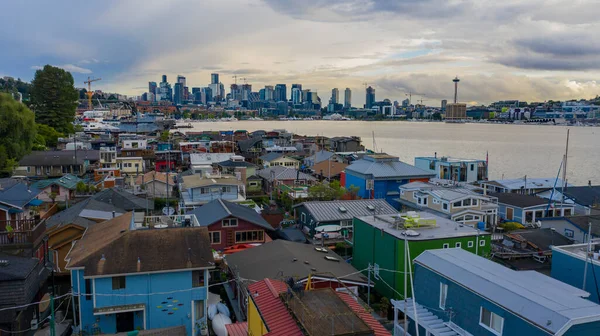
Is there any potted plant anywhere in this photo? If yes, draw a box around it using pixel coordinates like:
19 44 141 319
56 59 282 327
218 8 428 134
196 320 208 336
379 297 390 318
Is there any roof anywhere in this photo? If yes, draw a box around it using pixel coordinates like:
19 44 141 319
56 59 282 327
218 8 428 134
297 199 396 222
257 166 316 182
540 216 600 237
190 153 235 166
67 213 215 276
237 137 262 152
46 198 126 229
0 253 40 281
484 178 568 191
346 156 434 179
312 160 348 177
0 178 41 209
504 228 574 251
247 279 304 336
336 292 391 336
217 159 257 168
562 185 600 206
186 199 273 230
225 240 367 284
31 174 83 190
135 171 169 185
415 248 600 334
307 150 335 165
181 175 243 189
18 150 99 166
356 212 488 241
92 188 153 211
225 322 248 336
259 152 285 162
489 192 548 208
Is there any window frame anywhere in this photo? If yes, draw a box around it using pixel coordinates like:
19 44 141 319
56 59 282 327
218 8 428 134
443 243 449 249
442 202 449 211
222 218 238 227
235 230 265 243
455 242 462 248
479 307 504 335
209 231 221 245
468 241 474 248
112 276 126 290
439 282 448 310
301 213 306 223
192 270 205 288
480 239 486 247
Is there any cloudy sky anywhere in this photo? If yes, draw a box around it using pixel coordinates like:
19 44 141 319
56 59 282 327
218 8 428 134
1 0 599 106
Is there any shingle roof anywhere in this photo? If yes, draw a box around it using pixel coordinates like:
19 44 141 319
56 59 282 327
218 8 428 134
346 157 434 178
257 166 316 182
217 160 257 168
312 160 348 177
415 248 600 334
307 150 335 165
135 171 169 185
247 279 304 336
505 228 573 251
31 174 83 190
0 253 39 281
186 199 273 230
297 199 397 222
259 152 285 162
67 213 215 276
18 150 99 166
489 192 548 208
93 188 153 211
0 178 41 209
224 240 367 284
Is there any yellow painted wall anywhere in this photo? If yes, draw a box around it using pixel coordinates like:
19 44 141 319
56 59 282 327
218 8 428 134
247 297 268 336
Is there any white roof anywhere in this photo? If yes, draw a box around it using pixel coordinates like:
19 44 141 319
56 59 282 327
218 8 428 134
416 248 600 334
189 153 235 165
485 178 569 190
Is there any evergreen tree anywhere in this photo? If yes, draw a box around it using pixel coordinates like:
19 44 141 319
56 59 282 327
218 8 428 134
0 93 37 175
30 65 78 134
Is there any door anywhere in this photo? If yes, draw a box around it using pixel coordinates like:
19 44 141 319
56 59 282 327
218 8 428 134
506 207 514 221
116 312 135 333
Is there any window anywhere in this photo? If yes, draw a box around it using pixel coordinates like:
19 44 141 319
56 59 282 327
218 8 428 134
455 242 462 248
468 241 474 248
565 229 574 238
564 208 572 216
480 239 486 247
400 190 404 195
480 307 504 335
453 201 462 207
222 218 238 227
472 199 478 206
112 276 126 290
85 279 92 301
341 220 352 228
470 164 475 171
301 213 306 223
439 283 448 309
443 243 449 249
194 300 205 320
209 231 221 245
443 203 449 211
433 198 440 204
221 186 232 193
51 184 61 195
249 182 258 187
235 230 264 243
463 199 472 206
455 216 464 222
26 166 31 173
192 270 205 287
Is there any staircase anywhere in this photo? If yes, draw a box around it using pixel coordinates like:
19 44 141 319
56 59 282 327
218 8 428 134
396 298 462 336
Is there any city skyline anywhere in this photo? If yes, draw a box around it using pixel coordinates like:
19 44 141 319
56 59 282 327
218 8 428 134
1 0 600 106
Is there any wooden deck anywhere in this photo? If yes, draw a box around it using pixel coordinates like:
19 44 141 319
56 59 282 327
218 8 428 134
286 288 373 336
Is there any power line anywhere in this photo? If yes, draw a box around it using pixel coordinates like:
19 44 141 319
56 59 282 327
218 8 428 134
0 292 72 313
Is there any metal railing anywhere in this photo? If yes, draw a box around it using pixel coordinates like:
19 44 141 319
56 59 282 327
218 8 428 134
0 218 46 246
142 214 199 228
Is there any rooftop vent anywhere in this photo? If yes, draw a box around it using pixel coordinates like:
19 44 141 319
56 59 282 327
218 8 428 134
367 205 375 211
314 247 328 253
338 206 347 213
0 260 9 267
401 230 421 237
324 256 339 262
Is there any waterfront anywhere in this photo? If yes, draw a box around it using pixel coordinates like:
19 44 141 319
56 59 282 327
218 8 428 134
184 121 600 185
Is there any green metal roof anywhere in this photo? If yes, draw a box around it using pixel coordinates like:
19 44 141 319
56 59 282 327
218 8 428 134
31 174 83 190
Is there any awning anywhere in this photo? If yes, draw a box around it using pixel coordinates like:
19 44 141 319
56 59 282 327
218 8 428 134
94 303 145 315
27 199 44 206
8 208 23 214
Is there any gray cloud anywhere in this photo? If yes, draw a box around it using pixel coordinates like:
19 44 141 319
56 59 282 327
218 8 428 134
31 64 93 74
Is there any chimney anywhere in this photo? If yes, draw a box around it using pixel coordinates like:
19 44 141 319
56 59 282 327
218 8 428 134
137 257 141 272
112 211 116 218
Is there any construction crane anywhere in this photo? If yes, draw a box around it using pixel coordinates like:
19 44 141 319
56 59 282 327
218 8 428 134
241 77 247 84
84 77 101 110
232 75 238 85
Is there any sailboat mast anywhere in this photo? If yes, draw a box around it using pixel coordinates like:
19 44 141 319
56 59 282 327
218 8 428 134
561 129 570 208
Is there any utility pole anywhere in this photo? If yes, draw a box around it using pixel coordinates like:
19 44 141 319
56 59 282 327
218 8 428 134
583 221 592 290
50 295 56 336
367 263 371 306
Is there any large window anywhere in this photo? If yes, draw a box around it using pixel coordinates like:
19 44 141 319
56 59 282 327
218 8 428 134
192 270 205 288
112 276 126 290
480 307 504 335
222 218 238 227
209 231 221 245
439 283 448 309
443 203 449 211
194 300 205 320
235 230 264 243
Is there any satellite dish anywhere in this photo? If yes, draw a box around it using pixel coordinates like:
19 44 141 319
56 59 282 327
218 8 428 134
162 206 175 216
39 293 51 313
402 230 420 237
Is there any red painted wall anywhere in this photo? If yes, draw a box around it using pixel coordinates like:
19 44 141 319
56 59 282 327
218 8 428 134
207 216 268 251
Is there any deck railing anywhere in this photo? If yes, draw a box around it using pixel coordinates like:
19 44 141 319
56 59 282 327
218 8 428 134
0 218 46 246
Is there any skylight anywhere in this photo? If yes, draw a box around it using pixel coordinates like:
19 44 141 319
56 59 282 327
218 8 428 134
338 206 347 213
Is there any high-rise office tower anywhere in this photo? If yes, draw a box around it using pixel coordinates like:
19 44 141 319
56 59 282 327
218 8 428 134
177 75 186 87
241 84 252 101
366 86 375 109
274 84 287 102
211 73 219 85
162 75 167 83
230 84 241 101
441 99 448 111
174 82 183 105
149 81 157 95
192 87 201 104
291 88 302 104
302 89 310 103
202 87 213 103
259 89 266 101
344 88 351 108
331 88 339 104
264 86 274 101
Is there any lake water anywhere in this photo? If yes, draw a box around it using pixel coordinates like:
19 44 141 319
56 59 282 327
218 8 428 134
184 121 600 185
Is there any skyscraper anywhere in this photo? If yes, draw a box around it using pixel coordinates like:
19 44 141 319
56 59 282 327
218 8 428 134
202 87 212 103
174 82 183 105
331 88 339 104
192 87 201 104
274 84 287 102
344 88 351 108
211 73 219 85
259 88 266 101
177 75 186 87
230 84 241 101
366 86 375 109
162 75 167 83
291 87 302 104
159 78 172 101
441 99 448 111
291 84 302 93
148 81 157 94
241 84 252 101
264 86 274 101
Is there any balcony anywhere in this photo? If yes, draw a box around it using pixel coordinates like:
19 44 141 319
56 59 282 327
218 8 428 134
0 218 46 247
139 214 200 229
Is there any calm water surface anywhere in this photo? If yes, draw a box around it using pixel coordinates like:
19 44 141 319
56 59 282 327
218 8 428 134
185 121 600 185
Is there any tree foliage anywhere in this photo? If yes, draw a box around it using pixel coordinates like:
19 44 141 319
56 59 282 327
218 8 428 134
308 181 345 201
36 123 63 148
0 93 37 175
30 65 78 134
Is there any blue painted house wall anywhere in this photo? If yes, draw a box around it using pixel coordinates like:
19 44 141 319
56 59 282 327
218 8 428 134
72 268 208 335
497 203 524 223
344 170 409 206
412 264 554 336
182 184 241 206
552 248 600 304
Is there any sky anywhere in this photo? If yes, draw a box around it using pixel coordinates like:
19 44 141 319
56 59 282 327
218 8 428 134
1 0 600 106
